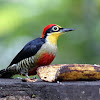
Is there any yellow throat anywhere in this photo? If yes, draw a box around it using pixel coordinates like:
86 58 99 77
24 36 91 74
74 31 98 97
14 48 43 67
47 32 63 45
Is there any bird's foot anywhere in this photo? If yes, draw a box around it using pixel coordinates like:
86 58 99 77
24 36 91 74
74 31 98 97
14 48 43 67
22 78 38 82
32 76 37 79
16 77 23 80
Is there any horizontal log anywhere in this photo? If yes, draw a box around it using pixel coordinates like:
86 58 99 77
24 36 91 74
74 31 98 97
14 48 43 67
0 79 100 100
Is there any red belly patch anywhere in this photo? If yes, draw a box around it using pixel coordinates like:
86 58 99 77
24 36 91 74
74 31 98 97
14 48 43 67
28 52 55 75
37 52 55 66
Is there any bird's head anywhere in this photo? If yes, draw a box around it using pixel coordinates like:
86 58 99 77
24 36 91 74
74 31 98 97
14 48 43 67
41 24 75 45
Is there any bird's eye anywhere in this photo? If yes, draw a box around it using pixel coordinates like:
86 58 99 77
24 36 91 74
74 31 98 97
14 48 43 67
52 26 59 31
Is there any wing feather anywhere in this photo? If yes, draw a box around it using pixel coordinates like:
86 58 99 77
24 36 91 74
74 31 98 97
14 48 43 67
9 37 45 66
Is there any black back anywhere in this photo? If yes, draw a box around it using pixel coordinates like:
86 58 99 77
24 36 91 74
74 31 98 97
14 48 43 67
9 37 45 66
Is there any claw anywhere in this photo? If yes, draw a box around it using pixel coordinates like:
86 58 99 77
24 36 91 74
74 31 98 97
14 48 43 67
32 76 37 79
22 78 38 82
16 77 23 79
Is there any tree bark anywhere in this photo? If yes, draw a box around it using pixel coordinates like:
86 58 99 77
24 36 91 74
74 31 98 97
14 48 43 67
0 79 100 100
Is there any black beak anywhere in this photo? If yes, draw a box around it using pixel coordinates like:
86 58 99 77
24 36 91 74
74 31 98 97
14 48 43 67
60 28 75 33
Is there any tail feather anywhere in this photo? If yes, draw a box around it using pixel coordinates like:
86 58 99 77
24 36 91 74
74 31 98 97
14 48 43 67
0 69 13 78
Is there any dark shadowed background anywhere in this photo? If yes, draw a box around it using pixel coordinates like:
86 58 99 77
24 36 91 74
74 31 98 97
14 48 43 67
0 0 100 77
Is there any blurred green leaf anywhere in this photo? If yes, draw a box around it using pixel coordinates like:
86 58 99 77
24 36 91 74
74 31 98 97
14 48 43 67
0 0 100 74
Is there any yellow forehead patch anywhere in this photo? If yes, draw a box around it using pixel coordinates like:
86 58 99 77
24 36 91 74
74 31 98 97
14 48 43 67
57 25 62 28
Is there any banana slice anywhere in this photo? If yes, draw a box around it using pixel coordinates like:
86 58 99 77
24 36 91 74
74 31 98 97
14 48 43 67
37 64 100 82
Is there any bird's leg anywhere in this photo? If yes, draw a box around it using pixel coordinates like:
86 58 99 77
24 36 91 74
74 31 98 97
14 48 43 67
25 74 30 79
20 68 30 78
22 74 39 82
21 73 30 82
21 69 38 82
16 73 29 80
16 74 29 80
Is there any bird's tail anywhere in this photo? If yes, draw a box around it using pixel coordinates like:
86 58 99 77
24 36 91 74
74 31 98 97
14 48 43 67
0 69 13 78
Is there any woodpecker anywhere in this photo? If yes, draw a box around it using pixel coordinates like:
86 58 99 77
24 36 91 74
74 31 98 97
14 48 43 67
0 24 75 78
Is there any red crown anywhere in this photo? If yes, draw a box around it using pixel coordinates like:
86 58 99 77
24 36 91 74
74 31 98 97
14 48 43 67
42 24 57 38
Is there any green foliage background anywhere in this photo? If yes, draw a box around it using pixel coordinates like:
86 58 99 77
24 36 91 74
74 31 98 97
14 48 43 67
0 0 100 77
